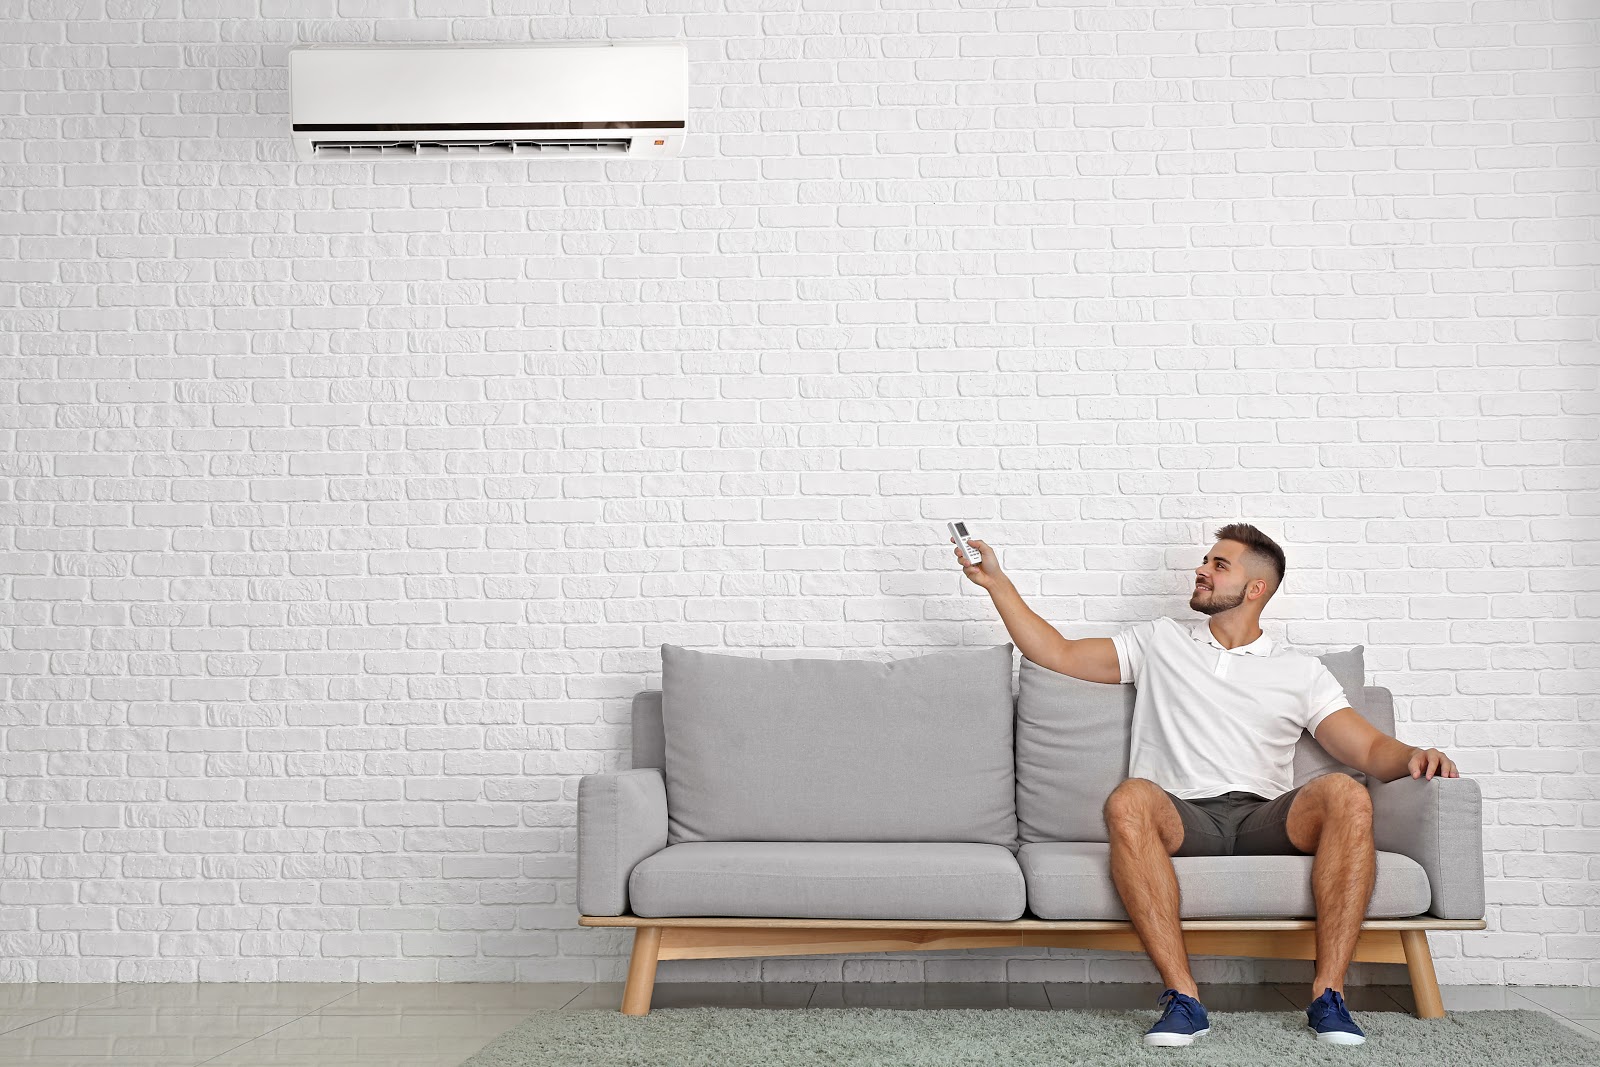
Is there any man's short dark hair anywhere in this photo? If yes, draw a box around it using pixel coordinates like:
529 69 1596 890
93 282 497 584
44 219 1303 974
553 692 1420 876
1213 523 1286 597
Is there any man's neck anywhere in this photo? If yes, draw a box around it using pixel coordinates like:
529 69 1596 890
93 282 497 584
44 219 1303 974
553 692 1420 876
1207 615 1264 650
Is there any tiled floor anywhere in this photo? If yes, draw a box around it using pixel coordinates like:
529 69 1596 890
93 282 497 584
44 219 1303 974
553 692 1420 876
0 981 1592 1066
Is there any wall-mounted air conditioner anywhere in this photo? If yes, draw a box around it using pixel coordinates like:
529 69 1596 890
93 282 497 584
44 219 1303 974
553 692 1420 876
288 42 687 162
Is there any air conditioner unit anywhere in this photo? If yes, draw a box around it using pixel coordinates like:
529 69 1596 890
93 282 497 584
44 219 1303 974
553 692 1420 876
288 42 687 162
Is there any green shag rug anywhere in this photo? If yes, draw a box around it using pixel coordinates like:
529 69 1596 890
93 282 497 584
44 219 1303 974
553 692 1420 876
460 1007 1597 1067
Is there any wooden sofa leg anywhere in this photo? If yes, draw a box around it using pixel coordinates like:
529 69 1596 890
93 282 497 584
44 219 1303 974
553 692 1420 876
622 926 662 1016
1400 929 1445 1019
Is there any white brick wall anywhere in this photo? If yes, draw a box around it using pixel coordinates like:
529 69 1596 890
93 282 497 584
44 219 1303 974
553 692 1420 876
1 3 1597 987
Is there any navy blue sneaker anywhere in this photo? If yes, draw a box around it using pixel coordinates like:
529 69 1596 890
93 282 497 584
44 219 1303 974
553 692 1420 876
1144 988 1210 1047
1307 987 1367 1045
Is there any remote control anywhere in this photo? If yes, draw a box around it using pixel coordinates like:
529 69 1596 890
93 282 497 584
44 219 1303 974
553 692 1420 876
949 521 982 566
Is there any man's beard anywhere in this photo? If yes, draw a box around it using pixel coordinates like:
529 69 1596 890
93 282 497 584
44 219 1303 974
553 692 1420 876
1190 585 1245 616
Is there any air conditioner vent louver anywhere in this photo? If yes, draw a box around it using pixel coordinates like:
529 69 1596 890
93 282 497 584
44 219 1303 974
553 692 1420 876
312 138 633 158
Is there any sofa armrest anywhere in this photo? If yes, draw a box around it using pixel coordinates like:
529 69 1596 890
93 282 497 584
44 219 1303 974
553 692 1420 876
1369 775 1484 921
577 769 668 917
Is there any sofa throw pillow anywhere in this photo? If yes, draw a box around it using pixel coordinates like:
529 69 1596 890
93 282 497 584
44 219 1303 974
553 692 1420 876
1016 645 1369 843
660 643 1018 847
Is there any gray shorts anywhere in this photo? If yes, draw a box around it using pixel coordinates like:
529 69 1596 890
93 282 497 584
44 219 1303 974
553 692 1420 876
1164 786 1308 857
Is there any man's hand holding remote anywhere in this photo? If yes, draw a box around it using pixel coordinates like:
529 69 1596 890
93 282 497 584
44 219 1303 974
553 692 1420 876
950 535 1007 592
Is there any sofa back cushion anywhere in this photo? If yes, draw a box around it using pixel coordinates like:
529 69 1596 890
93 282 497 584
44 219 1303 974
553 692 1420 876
660 643 1019 847
1016 646 1372 843
632 690 667 770
1015 657 1136 844
1291 646 1381 787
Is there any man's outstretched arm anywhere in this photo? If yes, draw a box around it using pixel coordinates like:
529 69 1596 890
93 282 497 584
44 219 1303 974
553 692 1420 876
952 536 1122 684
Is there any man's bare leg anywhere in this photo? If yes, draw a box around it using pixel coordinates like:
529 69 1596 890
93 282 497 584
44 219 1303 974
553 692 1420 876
1285 772 1377 997
1104 778 1195 997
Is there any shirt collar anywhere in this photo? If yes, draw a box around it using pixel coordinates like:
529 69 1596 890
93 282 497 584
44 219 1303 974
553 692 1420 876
1190 619 1273 656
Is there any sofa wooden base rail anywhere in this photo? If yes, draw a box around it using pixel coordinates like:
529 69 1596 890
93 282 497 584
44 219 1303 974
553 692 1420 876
578 915 1487 1018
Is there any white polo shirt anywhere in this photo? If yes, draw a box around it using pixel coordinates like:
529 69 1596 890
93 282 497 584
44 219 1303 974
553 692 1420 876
1111 616 1351 801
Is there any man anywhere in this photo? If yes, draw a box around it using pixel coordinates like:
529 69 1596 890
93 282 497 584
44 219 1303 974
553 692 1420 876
952 522 1457 1049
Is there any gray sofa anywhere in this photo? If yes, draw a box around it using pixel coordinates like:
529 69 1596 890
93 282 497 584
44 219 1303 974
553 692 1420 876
577 643 1485 1016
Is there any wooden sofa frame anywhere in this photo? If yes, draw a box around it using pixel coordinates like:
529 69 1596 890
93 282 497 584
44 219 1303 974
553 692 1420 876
578 914 1486 1018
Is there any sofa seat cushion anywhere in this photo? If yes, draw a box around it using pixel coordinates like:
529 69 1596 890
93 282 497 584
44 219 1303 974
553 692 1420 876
628 842 1026 921
1019 842 1431 920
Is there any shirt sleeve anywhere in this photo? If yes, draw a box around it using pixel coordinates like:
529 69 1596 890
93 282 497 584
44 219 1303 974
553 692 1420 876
1306 661 1351 734
1109 618 1158 685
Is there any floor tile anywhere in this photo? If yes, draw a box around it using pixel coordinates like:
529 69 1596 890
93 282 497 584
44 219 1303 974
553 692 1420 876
806 983 913 1010
317 982 587 1015
1546 1014 1600 1043
1403 984 1545 1012
923 982 1050 1011
0 1059 209 1067
1043 983 1296 1013
1194 983 1302 1012
200 1011 529 1066
0 1011 68 1034
560 982 625 1011
802 981 1051 1011
1510 985 1600 1020
808 982 936 1010
1270 982 1407 1013
78 983 354 1015
203 1056 489 1067
1045 982 1162 1011
649 981 815 1010
0 1011 303 1064
0 984 123 1013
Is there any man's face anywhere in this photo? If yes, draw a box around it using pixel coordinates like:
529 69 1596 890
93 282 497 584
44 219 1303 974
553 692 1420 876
1190 540 1253 616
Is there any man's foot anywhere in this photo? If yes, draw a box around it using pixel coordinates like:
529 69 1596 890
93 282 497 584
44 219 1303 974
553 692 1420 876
1307 987 1367 1045
1144 988 1210 1047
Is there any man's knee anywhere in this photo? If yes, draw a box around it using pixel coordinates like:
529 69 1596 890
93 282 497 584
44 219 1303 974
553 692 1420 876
1303 773 1373 831
1103 778 1167 837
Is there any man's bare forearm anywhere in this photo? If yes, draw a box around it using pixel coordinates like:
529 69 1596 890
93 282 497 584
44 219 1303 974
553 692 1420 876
987 578 1070 666
1363 734 1418 783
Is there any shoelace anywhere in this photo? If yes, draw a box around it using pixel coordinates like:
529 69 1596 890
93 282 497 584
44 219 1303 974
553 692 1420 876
1157 988 1198 1025
1315 989 1354 1025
